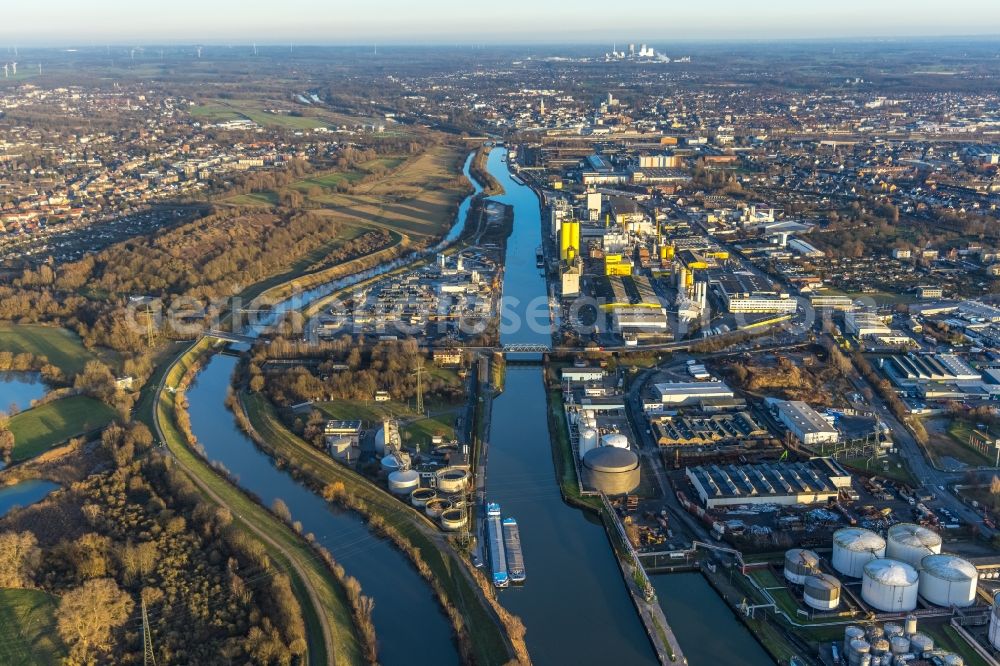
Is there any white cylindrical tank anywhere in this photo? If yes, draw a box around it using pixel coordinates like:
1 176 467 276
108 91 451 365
435 468 470 494
941 655 963 666
886 523 942 568
909 632 934 654
601 432 629 449
904 614 918 636
784 548 820 584
918 553 978 607
803 574 841 611
388 469 420 496
833 528 886 578
848 639 870 666
579 428 599 459
844 626 865 655
410 487 437 508
862 559 919 612
889 636 910 655
991 593 1000 650
381 454 402 473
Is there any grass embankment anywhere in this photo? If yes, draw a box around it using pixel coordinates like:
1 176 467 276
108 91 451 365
9 396 115 462
156 340 366 666
242 392 520 666
0 324 96 376
0 588 66 664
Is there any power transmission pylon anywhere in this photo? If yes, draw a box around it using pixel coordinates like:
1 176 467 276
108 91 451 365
143 303 156 348
414 361 425 415
142 598 156 666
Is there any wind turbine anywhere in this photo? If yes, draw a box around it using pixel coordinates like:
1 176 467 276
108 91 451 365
2 64 8 78
196 46 202 59
253 42 257 56
10 62 16 76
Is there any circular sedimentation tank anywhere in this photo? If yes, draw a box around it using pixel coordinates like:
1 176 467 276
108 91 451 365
861 558 919 612
832 527 886 578
410 487 437 508
886 523 942 568
803 573 841 611
388 469 420 496
582 446 640 495
380 454 402 473
424 498 452 519
918 553 978 607
435 467 470 494
440 508 467 531
784 548 820 584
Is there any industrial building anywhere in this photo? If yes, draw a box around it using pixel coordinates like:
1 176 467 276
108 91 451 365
714 272 798 314
652 381 735 406
887 353 981 385
651 411 768 447
845 311 892 338
686 457 852 508
775 400 839 446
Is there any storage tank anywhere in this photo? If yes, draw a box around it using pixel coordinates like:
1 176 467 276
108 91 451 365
601 432 629 449
909 632 934 654
328 437 355 461
435 468 470 494
803 574 841 611
870 638 889 656
374 426 386 455
989 592 1000 650
440 508 468 531
886 523 942 568
410 487 437 508
784 549 821 584
861 559 919 612
904 614 918 636
833 528 887 577
579 428 599 459
941 655 963 666
582 446 640 495
889 636 910 655
388 469 420 496
381 454 402 473
883 623 903 640
844 626 865 655
425 498 452 519
848 639 870 666
918 553 978 607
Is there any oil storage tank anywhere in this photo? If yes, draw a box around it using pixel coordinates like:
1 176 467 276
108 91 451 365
803 574 841 611
784 548 820 584
579 428 599 459
862 559 919 612
833 528 886 577
582 446 640 495
989 592 1000 650
886 523 942 568
918 554 978 607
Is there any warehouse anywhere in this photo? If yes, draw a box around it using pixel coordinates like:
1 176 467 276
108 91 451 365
652 381 735 406
686 458 852 508
776 400 839 446
652 411 769 447
713 272 798 314
888 353 981 384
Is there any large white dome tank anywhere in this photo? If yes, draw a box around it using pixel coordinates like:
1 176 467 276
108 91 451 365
918 553 978 607
601 433 629 449
832 527 886 577
886 523 942 568
862 559 919 612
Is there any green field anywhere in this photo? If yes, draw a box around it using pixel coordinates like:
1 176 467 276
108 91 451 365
9 396 116 461
314 392 460 451
0 589 66 665
0 325 95 377
191 101 331 130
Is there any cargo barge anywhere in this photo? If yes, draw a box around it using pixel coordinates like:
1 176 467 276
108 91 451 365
486 502 509 588
502 517 526 583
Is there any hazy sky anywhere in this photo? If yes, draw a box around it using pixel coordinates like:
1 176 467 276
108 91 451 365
3 0 999 44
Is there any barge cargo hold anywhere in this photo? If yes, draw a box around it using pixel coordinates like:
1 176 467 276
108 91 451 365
486 503 509 588
503 517 526 583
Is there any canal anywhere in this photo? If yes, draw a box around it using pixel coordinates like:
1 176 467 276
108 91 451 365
482 146 657 665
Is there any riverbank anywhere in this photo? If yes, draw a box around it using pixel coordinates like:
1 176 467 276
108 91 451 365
153 339 368 666
237 389 526 666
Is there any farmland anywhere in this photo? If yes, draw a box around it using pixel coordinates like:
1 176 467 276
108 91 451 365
0 325 96 377
0 589 66 665
9 396 116 462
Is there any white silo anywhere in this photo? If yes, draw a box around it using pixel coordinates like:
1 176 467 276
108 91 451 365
844 626 865 655
909 632 934 654
918 553 978 607
861 559 919 612
803 573 841 611
601 432 629 449
833 528 886 578
886 523 942 568
783 548 820 584
579 428 599 459
888 636 910 655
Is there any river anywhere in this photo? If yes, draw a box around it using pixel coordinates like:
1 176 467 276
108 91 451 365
178 153 488 665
